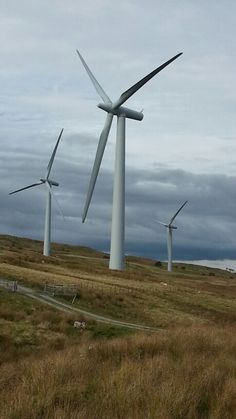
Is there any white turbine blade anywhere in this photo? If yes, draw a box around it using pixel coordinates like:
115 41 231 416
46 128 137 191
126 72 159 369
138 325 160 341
156 220 168 227
46 128 64 179
9 181 44 195
76 50 112 105
113 52 183 109
169 200 188 225
45 181 65 220
82 113 113 222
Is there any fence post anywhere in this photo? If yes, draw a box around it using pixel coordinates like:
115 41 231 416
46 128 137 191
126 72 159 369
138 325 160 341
12 281 18 292
72 294 77 304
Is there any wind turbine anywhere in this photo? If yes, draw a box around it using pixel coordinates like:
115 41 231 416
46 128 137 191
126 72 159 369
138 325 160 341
9 129 64 257
77 49 183 271
157 201 188 272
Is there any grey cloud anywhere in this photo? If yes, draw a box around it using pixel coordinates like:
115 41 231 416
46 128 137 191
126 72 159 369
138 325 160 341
2 132 236 261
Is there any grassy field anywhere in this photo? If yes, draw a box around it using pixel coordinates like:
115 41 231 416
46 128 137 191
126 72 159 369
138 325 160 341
0 234 236 328
0 234 236 418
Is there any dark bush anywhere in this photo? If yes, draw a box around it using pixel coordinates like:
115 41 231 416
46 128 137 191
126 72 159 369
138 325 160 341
154 261 162 267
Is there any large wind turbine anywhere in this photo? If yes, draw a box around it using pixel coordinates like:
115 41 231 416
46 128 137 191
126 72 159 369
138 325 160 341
77 49 182 271
9 129 64 257
158 201 188 272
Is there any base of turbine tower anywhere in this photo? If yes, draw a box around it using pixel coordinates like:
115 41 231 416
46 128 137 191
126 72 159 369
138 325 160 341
109 257 125 271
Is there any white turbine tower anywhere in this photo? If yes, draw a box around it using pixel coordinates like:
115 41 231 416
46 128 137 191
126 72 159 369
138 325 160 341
77 49 183 271
158 201 188 272
9 129 64 257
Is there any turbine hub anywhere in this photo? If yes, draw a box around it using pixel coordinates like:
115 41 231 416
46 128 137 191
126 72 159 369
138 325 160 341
98 103 143 121
169 225 177 230
43 178 59 187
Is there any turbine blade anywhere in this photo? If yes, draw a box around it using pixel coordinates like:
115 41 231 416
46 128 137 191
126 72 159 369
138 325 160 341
155 220 168 227
45 181 65 220
76 50 112 105
113 52 183 109
9 181 44 195
46 128 64 179
169 200 188 225
82 113 113 222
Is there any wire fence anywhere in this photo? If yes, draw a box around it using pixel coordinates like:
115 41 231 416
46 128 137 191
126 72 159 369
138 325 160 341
0 279 18 292
43 283 78 296
43 280 142 297
43 279 169 298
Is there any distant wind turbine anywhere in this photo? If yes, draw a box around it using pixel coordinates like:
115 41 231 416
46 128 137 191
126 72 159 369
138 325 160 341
157 201 188 272
9 129 64 257
77 49 183 271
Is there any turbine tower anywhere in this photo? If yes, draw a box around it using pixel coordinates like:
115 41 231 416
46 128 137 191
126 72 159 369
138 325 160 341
9 129 64 257
77 50 183 271
158 201 188 272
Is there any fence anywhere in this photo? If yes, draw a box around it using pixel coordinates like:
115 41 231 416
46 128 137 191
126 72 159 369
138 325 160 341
43 280 166 299
0 279 18 292
43 280 137 297
44 283 79 297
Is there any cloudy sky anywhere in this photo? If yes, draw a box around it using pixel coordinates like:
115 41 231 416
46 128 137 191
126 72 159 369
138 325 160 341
1 0 236 260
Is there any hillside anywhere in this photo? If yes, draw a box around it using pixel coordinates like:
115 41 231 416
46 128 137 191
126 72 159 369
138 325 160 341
0 234 236 328
0 235 236 418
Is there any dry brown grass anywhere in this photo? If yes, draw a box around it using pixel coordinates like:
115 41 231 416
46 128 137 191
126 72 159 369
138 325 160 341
0 288 88 364
0 325 235 419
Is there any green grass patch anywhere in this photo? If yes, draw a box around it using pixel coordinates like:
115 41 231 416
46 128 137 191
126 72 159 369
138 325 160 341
87 323 134 339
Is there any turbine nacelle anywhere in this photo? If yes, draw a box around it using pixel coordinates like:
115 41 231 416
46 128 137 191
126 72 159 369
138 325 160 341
157 221 177 229
97 103 143 121
40 178 59 187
